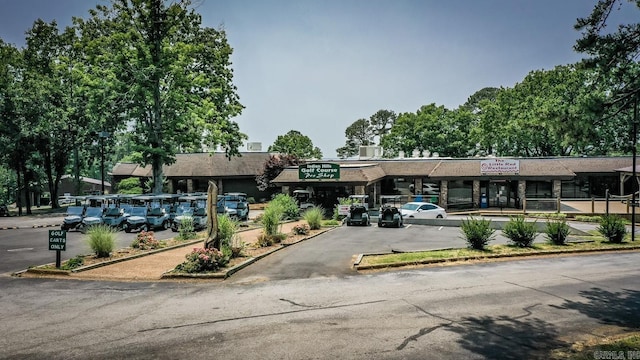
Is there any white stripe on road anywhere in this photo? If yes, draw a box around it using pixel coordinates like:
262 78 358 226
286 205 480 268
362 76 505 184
7 248 34 252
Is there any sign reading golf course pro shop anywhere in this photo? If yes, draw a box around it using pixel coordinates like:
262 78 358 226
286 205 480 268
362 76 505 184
480 159 520 176
49 229 66 251
299 163 340 180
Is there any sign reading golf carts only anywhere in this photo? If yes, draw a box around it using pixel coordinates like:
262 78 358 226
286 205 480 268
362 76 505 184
298 163 340 180
49 230 67 251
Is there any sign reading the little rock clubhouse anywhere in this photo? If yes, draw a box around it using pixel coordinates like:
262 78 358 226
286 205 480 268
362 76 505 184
298 163 341 180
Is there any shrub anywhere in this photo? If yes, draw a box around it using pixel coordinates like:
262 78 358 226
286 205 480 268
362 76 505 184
262 204 283 236
257 232 287 247
270 193 299 220
174 247 229 273
545 220 570 245
303 206 324 230
61 255 84 270
292 223 310 235
218 214 245 258
178 216 196 240
530 213 567 220
575 215 602 223
503 216 537 247
598 215 627 243
131 230 161 250
323 219 340 226
460 217 495 250
87 224 116 257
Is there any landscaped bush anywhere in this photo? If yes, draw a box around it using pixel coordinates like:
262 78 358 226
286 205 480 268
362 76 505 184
530 213 567 220
303 206 324 230
545 220 570 245
131 230 161 250
598 215 627 243
87 224 116 257
174 247 229 273
178 216 196 240
218 214 244 257
262 204 283 236
257 232 287 247
61 255 84 270
292 223 310 235
460 217 495 250
323 219 340 226
503 216 537 247
270 193 299 220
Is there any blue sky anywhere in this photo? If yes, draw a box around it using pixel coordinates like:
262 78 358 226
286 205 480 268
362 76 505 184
0 0 635 158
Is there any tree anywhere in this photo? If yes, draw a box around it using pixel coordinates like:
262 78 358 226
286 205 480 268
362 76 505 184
77 0 246 194
255 154 303 192
336 109 396 159
380 104 475 158
268 130 322 159
336 118 373 159
575 0 640 109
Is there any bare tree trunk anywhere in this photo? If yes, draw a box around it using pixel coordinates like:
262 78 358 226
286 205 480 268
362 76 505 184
204 181 220 249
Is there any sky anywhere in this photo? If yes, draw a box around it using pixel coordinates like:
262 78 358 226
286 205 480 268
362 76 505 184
0 0 636 158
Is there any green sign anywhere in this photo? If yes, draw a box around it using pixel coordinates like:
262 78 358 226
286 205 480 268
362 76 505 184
298 163 340 180
49 230 67 251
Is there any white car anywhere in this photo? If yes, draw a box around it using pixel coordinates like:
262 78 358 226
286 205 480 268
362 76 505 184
400 202 447 219
422 183 440 195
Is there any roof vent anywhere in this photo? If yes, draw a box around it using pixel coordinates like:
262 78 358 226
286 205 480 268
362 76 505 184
359 146 384 159
247 142 262 152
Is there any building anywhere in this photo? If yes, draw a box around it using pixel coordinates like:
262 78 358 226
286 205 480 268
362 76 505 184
111 154 636 210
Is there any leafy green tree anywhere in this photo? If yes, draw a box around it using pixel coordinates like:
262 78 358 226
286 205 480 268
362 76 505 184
268 130 322 159
380 104 474 158
115 177 143 194
76 0 246 194
336 110 396 159
336 118 373 159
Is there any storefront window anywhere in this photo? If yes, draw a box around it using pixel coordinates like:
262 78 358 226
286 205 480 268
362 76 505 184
562 177 589 198
526 181 552 198
448 180 473 209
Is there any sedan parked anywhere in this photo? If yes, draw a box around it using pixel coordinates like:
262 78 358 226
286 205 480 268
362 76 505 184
400 202 447 219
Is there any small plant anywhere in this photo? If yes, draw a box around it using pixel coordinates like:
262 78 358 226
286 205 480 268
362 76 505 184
252 213 264 224
262 204 283 236
178 216 196 240
61 255 85 270
217 214 245 258
598 215 627 243
530 213 567 220
545 220 570 245
174 247 230 273
460 217 495 250
303 206 324 230
131 230 161 250
503 216 537 247
87 224 116 258
292 223 310 235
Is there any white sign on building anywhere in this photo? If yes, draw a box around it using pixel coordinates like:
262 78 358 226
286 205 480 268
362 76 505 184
480 159 520 175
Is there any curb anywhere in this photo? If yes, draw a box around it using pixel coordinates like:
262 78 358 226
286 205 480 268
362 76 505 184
353 245 640 270
161 226 338 279
0 223 60 230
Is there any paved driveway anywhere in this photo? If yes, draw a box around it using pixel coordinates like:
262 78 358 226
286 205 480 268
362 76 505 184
229 223 548 283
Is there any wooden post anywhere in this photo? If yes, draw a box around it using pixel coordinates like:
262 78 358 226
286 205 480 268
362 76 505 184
204 181 220 249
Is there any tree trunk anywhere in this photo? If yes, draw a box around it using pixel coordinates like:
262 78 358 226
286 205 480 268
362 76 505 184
204 181 220 249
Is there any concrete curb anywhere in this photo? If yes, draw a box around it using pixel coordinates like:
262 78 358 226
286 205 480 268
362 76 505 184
353 245 640 270
0 223 61 230
161 226 338 279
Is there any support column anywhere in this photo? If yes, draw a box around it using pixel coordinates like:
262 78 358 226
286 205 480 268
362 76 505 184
518 181 526 210
472 180 480 209
355 185 365 195
282 185 290 195
440 180 448 209
217 179 223 195
415 178 423 194
166 179 174 194
187 179 194 193
552 179 561 199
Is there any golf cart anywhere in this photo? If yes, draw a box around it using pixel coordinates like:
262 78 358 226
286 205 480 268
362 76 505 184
78 206 105 233
293 190 315 210
346 204 370 226
348 194 369 211
378 204 403 228
61 205 85 231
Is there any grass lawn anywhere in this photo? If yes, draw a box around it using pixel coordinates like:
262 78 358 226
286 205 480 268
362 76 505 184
358 233 640 268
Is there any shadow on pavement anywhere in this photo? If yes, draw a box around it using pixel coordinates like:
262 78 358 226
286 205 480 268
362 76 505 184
553 287 640 330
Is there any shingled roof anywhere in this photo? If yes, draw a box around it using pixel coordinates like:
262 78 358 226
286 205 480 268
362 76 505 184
273 163 386 185
111 152 273 178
